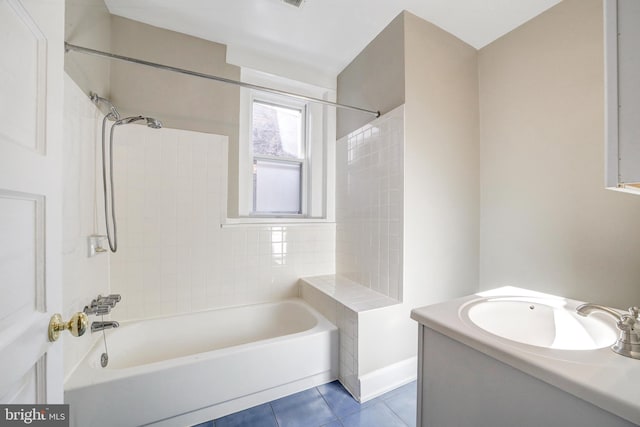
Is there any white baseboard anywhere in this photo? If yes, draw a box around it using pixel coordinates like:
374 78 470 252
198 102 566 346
357 356 417 403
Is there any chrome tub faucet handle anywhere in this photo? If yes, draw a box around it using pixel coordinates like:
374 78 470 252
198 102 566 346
95 294 120 306
83 294 122 316
83 304 111 315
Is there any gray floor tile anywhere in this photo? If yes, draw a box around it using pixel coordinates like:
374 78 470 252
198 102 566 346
340 402 407 427
215 403 278 427
385 389 417 427
380 381 417 402
318 380 361 418
271 388 337 427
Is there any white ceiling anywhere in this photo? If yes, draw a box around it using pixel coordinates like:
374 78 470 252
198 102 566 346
104 0 561 80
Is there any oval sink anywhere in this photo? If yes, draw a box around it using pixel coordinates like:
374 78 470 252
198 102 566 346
461 297 618 350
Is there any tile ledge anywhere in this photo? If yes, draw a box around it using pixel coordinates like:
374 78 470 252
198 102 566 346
300 275 400 313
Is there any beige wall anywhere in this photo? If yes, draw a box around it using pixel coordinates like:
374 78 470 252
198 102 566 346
384 12 479 372
109 17 241 216
64 6 242 216
336 13 405 139
64 7 240 140
336 11 480 375
65 0 112 97
403 11 479 306
478 0 640 307
109 17 240 140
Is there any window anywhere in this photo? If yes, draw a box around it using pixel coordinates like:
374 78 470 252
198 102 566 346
251 100 306 215
233 69 336 222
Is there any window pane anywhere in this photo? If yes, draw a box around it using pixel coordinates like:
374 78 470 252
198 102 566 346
252 101 303 159
253 159 301 214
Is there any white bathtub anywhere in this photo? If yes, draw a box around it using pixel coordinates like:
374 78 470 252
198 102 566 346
65 298 339 427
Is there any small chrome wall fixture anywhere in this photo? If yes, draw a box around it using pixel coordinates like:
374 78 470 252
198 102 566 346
88 234 108 257
84 294 122 368
84 294 121 316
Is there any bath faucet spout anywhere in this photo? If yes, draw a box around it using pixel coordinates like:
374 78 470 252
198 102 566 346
91 320 120 333
576 303 624 321
576 303 639 360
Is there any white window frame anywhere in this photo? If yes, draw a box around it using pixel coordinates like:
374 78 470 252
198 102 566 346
233 68 336 223
250 95 309 216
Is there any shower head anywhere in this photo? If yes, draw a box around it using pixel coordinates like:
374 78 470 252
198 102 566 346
145 117 162 129
114 116 142 125
115 116 163 129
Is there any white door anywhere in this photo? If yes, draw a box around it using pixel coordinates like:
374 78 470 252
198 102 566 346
0 0 65 404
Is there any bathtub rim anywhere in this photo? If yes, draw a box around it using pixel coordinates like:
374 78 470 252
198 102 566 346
104 296 315 325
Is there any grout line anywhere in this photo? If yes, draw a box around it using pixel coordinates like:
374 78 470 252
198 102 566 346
381 400 411 427
268 401 281 427
316 385 341 423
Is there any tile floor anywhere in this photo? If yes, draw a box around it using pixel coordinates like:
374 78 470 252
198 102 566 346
192 380 417 427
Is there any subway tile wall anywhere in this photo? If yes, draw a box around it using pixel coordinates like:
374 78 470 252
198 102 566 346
62 75 110 378
299 279 360 398
336 105 404 300
109 125 335 321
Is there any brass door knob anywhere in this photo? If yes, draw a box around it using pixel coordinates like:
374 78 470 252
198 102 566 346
48 312 89 342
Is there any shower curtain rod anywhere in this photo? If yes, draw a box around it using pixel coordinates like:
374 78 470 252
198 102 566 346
64 42 381 118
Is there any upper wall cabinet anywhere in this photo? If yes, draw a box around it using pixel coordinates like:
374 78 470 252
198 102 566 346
605 0 640 193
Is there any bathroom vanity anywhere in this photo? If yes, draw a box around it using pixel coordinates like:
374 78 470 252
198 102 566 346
411 287 640 427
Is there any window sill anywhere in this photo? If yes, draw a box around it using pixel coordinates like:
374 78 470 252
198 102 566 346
220 217 335 228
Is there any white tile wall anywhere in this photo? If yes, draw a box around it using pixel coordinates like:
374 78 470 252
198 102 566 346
62 75 110 379
300 106 406 400
299 278 360 398
301 275 398 312
108 124 335 321
336 304 359 395
336 105 404 300
300 275 401 400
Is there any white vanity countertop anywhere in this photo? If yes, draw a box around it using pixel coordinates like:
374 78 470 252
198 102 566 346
411 289 640 426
